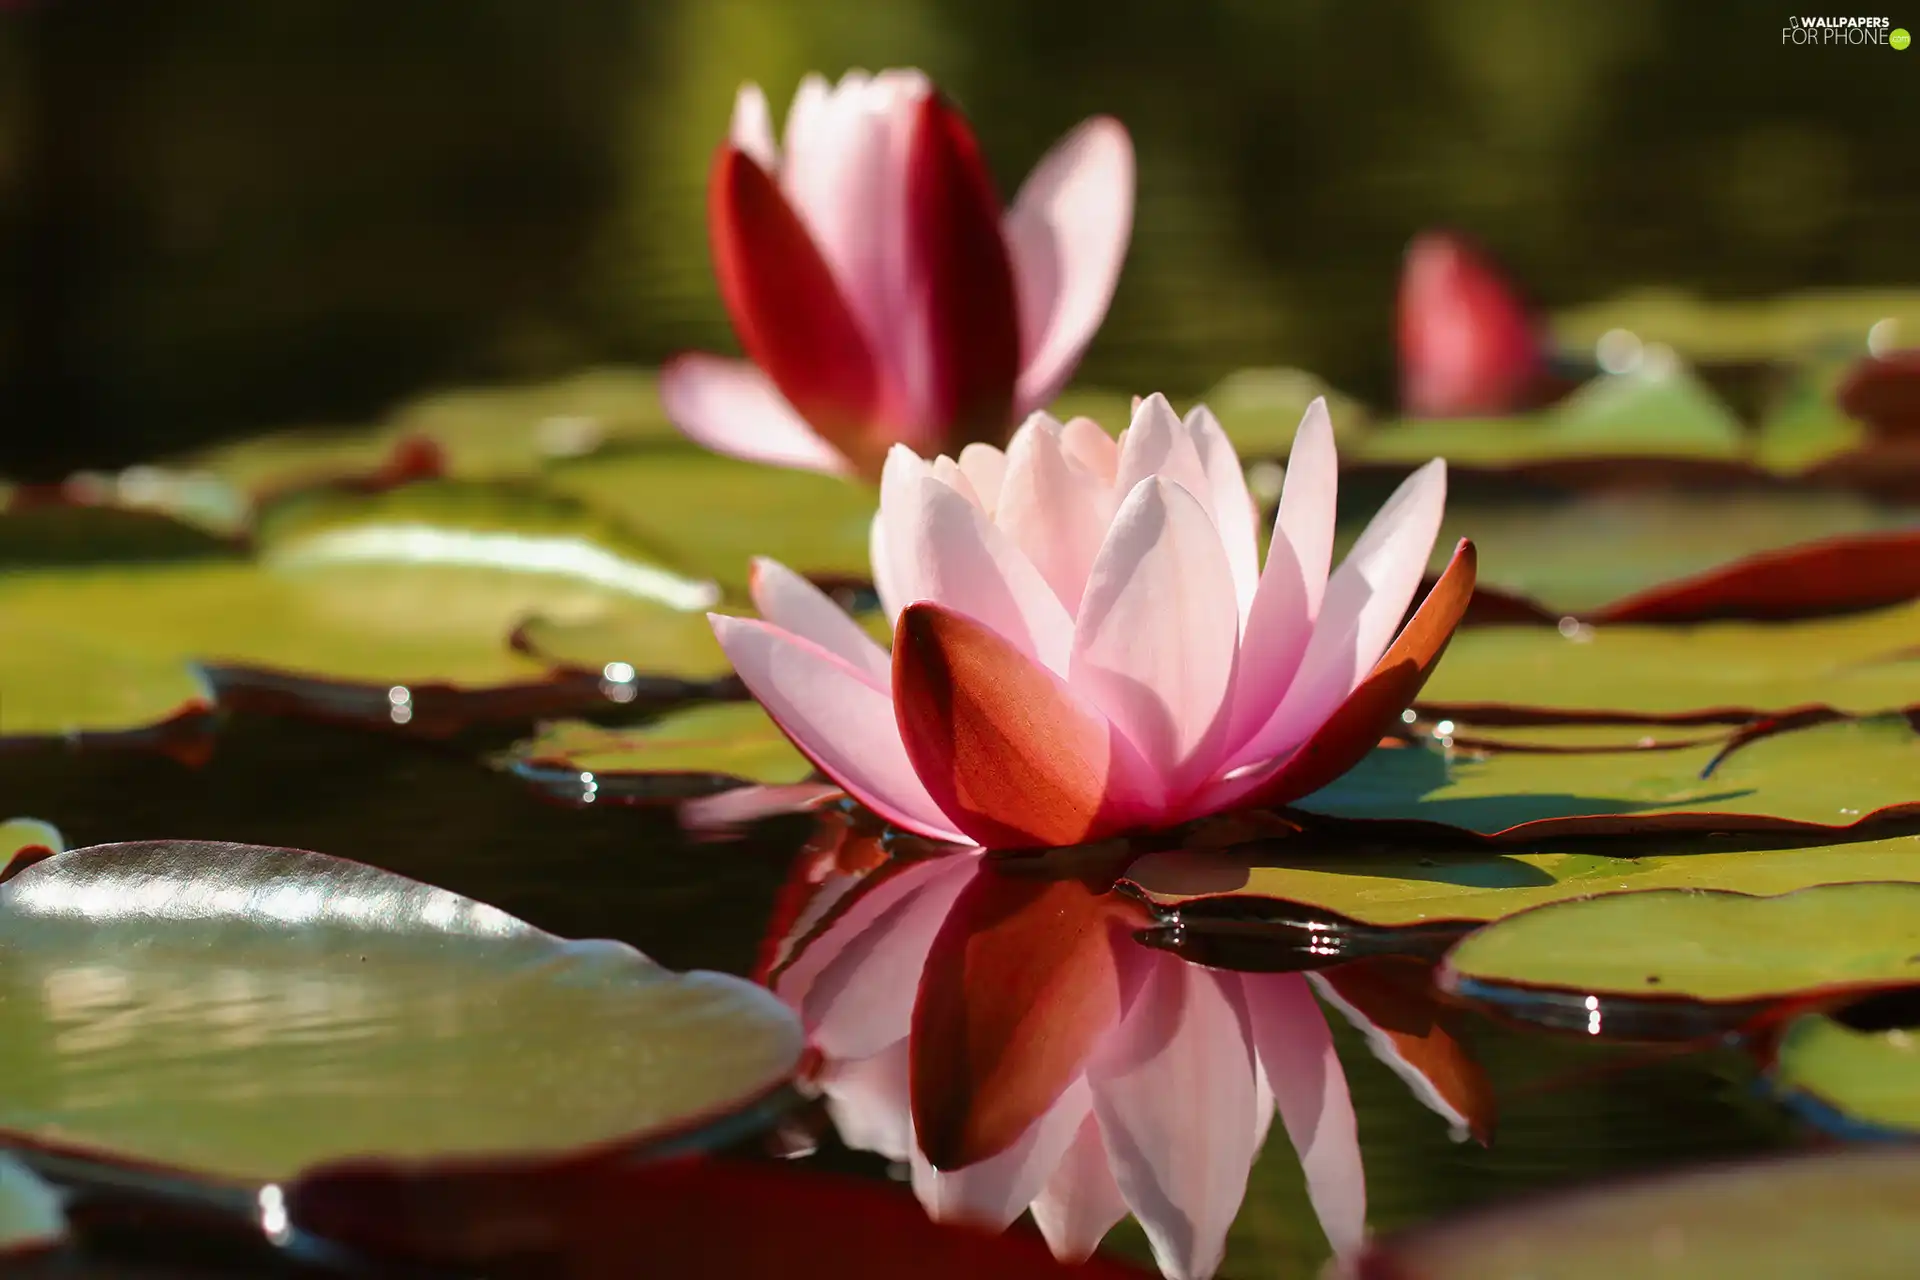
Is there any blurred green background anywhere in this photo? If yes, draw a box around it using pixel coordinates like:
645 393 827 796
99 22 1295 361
3 0 1916 477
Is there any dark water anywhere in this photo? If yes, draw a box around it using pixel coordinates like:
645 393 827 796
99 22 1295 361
0 712 1806 1277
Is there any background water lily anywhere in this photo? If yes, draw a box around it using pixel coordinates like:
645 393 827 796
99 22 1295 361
768 848 1365 1280
661 70 1136 480
711 394 1473 849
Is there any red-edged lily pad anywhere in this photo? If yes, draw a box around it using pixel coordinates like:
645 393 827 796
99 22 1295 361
0 841 802 1188
1434 883 1920 1039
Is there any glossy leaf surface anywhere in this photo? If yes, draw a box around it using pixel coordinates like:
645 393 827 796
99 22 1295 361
1437 883 1920 1005
1335 1146 1920 1280
1771 1012 1920 1137
505 703 812 785
0 841 803 1184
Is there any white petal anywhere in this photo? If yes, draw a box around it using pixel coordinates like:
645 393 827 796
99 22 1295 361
912 1078 1095 1231
729 82 778 170
659 356 853 476
1031 1111 1128 1263
1183 404 1261 617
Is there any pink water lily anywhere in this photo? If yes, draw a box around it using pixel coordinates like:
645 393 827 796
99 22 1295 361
710 394 1475 849
1398 231 1552 418
661 70 1135 480
767 848 1365 1280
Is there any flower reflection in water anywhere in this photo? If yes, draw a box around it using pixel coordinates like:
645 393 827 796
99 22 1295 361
760 813 1363 1280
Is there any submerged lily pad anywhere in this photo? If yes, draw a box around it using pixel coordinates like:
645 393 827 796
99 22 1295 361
505 704 811 788
1126 835 1920 936
1333 1145 1920 1280
0 841 802 1185
1420 602 1920 722
1771 1013 1920 1138
1437 883 1920 1016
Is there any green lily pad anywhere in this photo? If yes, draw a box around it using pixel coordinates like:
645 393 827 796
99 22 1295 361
506 703 810 785
0 1156 66 1256
1352 364 1746 468
1408 490 1917 616
1436 883 1920 1014
1772 1013 1920 1137
1300 717 1920 838
1420 601 1920 721
544 447 877 595
0 489 732 735
0 820 63 881
1126 834 1920 934
1551 287 1920 363
0 503 243 567
1334 1146 1920 1280
0 840 803 1185
182 367 680 495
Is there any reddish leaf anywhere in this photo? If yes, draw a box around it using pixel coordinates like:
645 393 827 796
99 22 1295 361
1315 958 1495 1145
709 146 881 466
1592 529 1920 624
1398 233 1549 417
287 1154 1153 1277
907 94 1021 447
893 603 1135 848
1837 348 1920 436
1240 540 1477 809
911 863 1147 1170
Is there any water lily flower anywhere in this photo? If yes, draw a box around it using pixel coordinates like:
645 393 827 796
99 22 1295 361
710 394 1475 849
767 847 1364 1280
662 70 1135 480
1398 231 1552 417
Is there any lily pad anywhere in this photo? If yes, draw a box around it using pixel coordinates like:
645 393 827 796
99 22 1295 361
1436 883 1920 1018
1126 834 1920 937
543 447 877 593
1407 492 1920 617
0 1156 66 1256
1551 287 1920 363
0 519 728 735
181 367 680 495
1420 601 1920 722
1292 717 1920 840
504 703 812 790
1332 1145 1920 1280
0 820 63 881
1771 1012 1920 1138
0 840 802 1185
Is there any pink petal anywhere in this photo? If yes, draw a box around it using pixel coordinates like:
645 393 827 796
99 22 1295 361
1089 959 1261 1280
819 1037 916 1164
781 71 928 414
1234 456 1446 767
1031 1110 1128 1263
1220 399 1337 762
957 442 1010 516
1112 395 1211 511
709 614 964 842
913 1077 1096 1232
729 82 778 170
800 852 979 1061
1060 416 1120 483
1071 477 1239 799
750 557 891 687
1183 405 1260 616
872 447 932 624
659 356 855 477
996 416 1112 613
884 469 1075 674
1005 117 1136 416
1241 972 1365 1259
932 455 987 509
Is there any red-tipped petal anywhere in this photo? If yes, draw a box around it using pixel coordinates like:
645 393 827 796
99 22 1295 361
709 146 882 467
907 94 1022 447
893 602 1144 849
1399 232 1546 417
1236 539 1477 809
911 862 1147 1170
